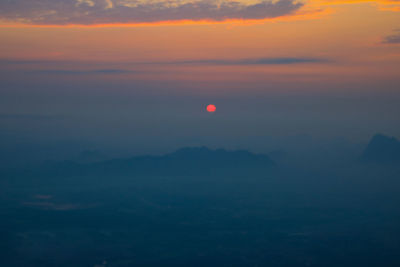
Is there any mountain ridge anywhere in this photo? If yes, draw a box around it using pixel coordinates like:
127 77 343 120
362 134 400 163
34 146 275 177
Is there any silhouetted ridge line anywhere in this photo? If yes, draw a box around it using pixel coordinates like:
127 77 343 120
30 147 274 177
166 147 272 162
362 134 400 163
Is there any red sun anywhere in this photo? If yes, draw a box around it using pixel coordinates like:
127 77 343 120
206 104 216 113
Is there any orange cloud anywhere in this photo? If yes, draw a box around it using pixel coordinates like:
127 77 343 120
0 0 398 29
0 12 329 28
313 0 400 11
0 0 305 26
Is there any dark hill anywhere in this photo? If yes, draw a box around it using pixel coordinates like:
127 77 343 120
362 134 400 163
32 147 274 178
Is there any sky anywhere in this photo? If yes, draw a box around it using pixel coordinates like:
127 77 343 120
0 0 400 159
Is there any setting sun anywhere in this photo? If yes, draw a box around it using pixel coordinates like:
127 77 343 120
207 104 216 113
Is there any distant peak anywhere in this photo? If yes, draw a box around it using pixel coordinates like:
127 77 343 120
173 146 213 153
370 133 398 143
362 134 400 163
165 146 272 162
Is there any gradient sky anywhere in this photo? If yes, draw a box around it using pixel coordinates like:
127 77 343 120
0 0 400 158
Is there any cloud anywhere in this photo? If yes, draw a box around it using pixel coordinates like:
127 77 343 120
382 29 400 44
31 69 131 75
0 0 304 25
0 57 328 71
158 57 329 65
0 113 60 120
314 0 400 12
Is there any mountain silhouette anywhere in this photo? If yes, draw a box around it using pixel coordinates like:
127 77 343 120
362 134 400 163
33 147 274 177
73 150 109 164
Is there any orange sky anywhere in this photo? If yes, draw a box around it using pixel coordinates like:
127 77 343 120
1 0 400 144
0 0 399 90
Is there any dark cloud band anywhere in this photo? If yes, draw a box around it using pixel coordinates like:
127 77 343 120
383 29 400 44
0 0 303 25
0 57 328 70
163 57 327 65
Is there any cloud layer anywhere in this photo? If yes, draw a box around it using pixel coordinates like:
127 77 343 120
0 57 328 74
383 29 400 44
165 57 327 65
0 0 304 25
